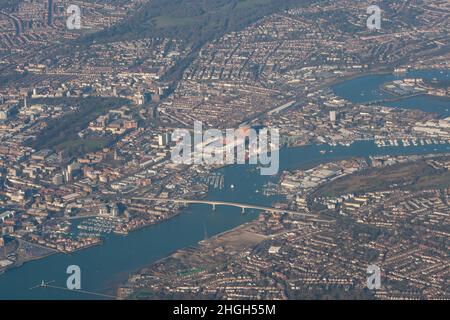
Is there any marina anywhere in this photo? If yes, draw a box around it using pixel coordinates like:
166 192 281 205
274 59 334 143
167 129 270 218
76 217 120 236
1 141 449 299
1 69 450 299
374 138 450 148
199 172 225 190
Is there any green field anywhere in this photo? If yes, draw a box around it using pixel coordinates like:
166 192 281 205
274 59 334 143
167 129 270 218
236 0 273 9
152 15 199 28
56 138 112 155
29 97 130 157
84 0 313 46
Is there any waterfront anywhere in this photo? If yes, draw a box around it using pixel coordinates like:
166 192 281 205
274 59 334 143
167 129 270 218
332 70 450 117
0 139 449 299
1 69 449 299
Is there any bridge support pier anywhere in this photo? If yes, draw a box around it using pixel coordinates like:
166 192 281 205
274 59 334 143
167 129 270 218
212 204 216 211
241 207 245 214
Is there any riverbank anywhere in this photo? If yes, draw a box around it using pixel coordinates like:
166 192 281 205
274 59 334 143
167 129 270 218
1 67 449 299
117 219 268 299
1 140 450 299
0 208 186 277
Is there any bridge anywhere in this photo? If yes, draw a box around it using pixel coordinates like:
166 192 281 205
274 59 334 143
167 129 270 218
131 197 333 223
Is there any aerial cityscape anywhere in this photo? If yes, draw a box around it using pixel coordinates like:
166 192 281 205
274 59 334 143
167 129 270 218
0 0 449 302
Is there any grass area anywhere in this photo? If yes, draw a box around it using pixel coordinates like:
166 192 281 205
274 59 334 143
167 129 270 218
152 15 199 28
29 97 130 157
0 0 20 10
56 138 111 155
178 267 204 277
0 71 28 88
314 158 450 197
413 170 450 191
235 0 272 9
83 0 313 49
132 289 156 300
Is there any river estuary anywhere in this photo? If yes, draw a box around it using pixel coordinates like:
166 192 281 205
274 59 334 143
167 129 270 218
0 69 448 299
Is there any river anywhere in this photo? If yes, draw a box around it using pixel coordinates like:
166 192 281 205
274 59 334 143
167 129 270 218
332 69 450 117
0 70 449 299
